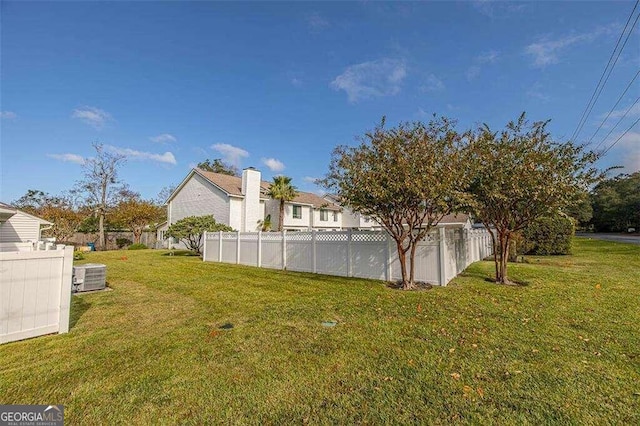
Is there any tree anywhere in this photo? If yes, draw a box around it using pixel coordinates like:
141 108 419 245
111 198 165 243
155 185 176 206
75 143 127 250
590 172 640 232
467 113 601 284
322 116 469 289
197 159 239 176
12 189 84 242
257 214 272 231
563 189 593 228
167 215 232 254
267 176 298 232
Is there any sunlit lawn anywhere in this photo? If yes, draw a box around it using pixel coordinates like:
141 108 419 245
1 238 638 424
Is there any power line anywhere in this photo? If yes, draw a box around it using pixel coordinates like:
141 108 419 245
593 95 640 151
601 115 640 156
586 69 640 146
569 0 640 142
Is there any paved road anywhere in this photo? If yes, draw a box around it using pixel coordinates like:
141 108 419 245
576 233 640 245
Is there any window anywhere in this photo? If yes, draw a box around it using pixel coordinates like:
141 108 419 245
320 209 328 221
293 205 302 219
333 211 339 222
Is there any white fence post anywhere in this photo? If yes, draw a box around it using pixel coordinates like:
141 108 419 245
438 227 447 286
236 231 241 264
282 230 287 270
312 230 317 274
257 231 262 268
58 246 74 334
202 232 208 261
347 229 352 277
218 231 223 262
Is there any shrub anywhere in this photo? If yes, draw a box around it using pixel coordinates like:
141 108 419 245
73 251 85 261
116 238 133 249
520 215 574 255
128 243 148 250
167 215 233 254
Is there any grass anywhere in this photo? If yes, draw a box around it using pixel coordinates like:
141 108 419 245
1 238 639 424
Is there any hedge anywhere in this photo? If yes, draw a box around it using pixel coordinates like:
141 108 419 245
520 215 574 255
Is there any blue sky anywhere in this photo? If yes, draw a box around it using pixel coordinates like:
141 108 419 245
1 1 639 203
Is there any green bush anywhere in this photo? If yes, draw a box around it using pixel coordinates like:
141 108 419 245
128 243 148 250
520 215 574 255
73 251 85 261
116 238 133 249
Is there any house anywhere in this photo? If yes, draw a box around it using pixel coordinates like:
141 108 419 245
323 194 381 230
0 201 53 250
163 168 343 239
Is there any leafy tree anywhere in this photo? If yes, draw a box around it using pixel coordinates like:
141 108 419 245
75 143 127 250
258 214 272 231
563 190 593 228
467 113 601 284
111 198 165 243
267 176 298 232
590 172 640 232
197 159 239 176
12 189 84 242
322 116 469 289
155 185 176 206
167 215 233 254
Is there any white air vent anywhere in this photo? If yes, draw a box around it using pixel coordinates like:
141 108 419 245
73 263 107 292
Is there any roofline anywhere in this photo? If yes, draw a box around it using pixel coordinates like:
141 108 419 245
16 209 53 225
166 168 235 204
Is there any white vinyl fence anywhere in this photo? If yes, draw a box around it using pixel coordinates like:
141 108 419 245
0 245 74 344
203 228 492 286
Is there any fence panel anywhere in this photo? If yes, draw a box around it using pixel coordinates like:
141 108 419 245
1 246 73 344
239 233 259 266
261 232 283 269
286 232 314 272
203 232 218 262
202 229 492 286
351 231 388 280
316 232 348 277
220 232 238 264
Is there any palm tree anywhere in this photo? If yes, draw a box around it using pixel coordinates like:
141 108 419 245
267 176 298 231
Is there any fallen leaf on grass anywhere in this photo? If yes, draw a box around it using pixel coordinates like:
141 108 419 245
451 372 461 380
477 387 485 398
449 348 456 353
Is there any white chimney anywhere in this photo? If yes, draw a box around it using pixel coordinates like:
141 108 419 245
241 167 262 232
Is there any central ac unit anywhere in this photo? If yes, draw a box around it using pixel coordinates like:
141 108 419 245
73 263 107 292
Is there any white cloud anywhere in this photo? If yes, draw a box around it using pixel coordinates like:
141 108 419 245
524 25 618 68
262 157 285 172
466 50 499 81
291 77 303 87
106 145 176 165
307 12 330 31
605 102 640 120
526 82 551 102
149 133 177 144
47 153 86 165
477 50 499 64
421 74 445 92
71 106 111 129
605 131 640 173
303 176 319 184
330 58 407 102
472 1 527 19
466 66 481 81
0 111 17 120
211 143 249 166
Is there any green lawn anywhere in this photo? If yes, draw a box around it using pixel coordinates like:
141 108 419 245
1 239 639 424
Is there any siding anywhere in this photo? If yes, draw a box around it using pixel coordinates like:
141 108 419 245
0 212 42 243
169 173 230 225
312 209 342 230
